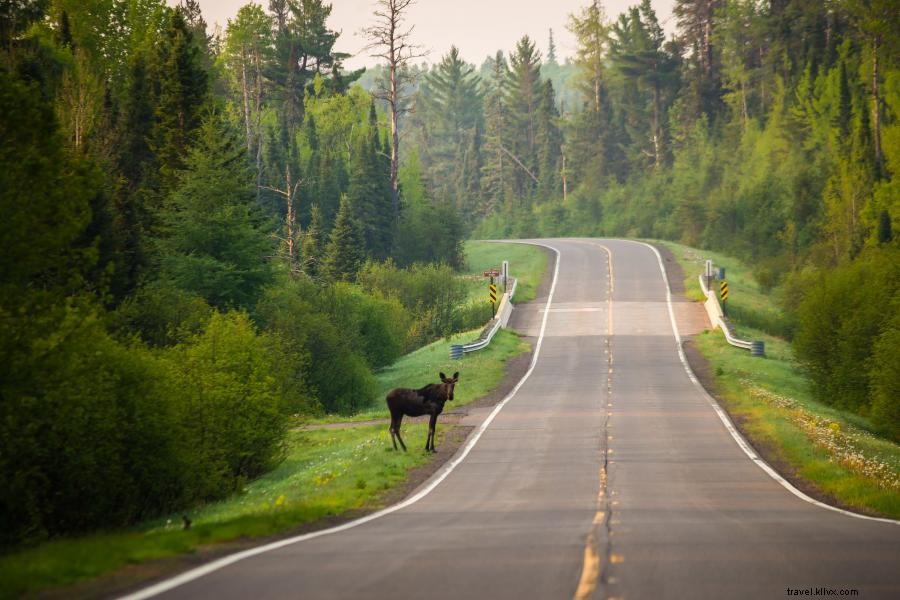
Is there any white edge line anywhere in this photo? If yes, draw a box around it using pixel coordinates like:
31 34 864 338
636 240 900 526
119 243 563 600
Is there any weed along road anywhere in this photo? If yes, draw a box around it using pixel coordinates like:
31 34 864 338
127 239 900 600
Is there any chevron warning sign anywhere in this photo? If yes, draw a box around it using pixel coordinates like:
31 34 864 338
489 284 498 304
720 280 729 301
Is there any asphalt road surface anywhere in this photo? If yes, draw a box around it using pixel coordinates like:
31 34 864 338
129 239 900 600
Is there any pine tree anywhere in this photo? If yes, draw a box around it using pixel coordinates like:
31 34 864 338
417 46 484 205
609 0 679 170
150 8 209 193
535 79 563 199
322 195 366 282
301 203 325 277
547 28 558 66
505 36 544 200
158 115 273 309
567 0 611 188
481 52 512 216
345 102 393 259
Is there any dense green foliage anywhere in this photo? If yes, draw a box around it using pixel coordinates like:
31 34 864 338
0 0 469 549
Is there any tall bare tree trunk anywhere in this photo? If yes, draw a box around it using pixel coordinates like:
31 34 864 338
872 35 882 172
254 49 264 201
364 0 425 224
241 46 252 155
389 59 400 221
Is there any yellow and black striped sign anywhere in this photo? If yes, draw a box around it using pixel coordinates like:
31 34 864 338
720 280 729 301
489 284 498 304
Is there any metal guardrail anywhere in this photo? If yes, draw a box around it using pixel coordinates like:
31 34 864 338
450 277 517 358
699 273 763 355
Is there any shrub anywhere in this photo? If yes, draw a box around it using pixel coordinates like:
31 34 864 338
168 312 288 500
255 279 377 415
793 246 900 416
0 296 184 545
357 261 469 345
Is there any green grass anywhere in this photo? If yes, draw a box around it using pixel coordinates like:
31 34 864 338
659 240 900 518
308 327 530 423
465 240 548 303
0 425 436 598
656 240 792 338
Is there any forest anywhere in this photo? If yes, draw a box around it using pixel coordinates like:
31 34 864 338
1 0 897 550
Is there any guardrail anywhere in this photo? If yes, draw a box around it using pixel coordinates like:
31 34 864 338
450 277 517 358
699 273 764 356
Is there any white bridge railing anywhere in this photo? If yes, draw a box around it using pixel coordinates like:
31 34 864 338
450 277 517 358
699 269 763 356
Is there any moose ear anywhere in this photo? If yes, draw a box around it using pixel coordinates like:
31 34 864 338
439 372 447 381
452 371 459 381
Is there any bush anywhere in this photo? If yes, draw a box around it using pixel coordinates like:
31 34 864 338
870 302 900 442
167 312 289 500
0 296 184 545
793 246 900 417
357 261 469 345
255 279 377 415
323 283 409 368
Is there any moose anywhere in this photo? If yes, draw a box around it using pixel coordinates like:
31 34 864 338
386 372 459 452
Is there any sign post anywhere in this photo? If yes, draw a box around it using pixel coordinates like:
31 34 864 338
720 280 729 316
489 280 498 317
484 268 500 318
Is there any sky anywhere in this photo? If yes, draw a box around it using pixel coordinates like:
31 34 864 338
171 0 677 69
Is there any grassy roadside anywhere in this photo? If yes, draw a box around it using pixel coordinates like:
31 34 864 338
658 240 900 518
0 331 530 597
0 425 436 598
0 329 530 598
0 243 544 598
465 240 548 303
308 327 529 423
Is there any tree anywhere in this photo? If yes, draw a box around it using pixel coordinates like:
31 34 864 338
505 36 543 199
345 102 393 259
567 0 611 187
480 51 512 215
322 195 366 282
158 115 273 310
609 0 679 170
301 203 325 277
416 46 484 208
673 0 724 121
547 28 558 66
150 7 209 192
223 3 272 195
363 0 425 224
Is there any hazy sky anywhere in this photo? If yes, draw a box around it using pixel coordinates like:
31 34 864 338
173 1 677 69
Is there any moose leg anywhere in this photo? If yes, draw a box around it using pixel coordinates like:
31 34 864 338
426 413 438 452
392 413 407 452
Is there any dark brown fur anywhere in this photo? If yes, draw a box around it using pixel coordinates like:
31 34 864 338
386 372 459 452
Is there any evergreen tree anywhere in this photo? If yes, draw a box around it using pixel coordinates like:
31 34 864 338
567 0 611 188
535 79 563 199
480 51 512 216
547 28 558 66
673 0 724 122
322 195 366 282
609 0 679 170
345 102 393 259
416 46 484 207
149 8 209 193
301 203 326 277
158 115 273 310
505 36 543 200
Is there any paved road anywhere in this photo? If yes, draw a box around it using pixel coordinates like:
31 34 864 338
134 239 900 600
